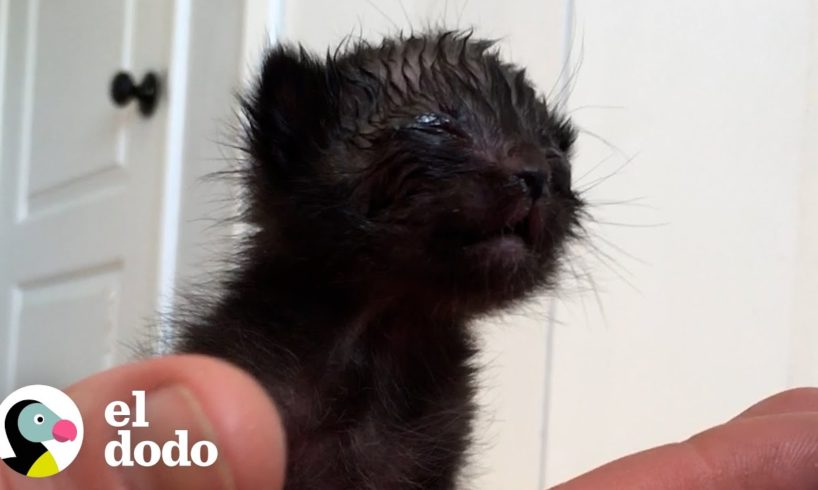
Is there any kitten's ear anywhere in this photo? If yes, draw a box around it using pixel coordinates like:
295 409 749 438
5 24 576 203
242 45 338 179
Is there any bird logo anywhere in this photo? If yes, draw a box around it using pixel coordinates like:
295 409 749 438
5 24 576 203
0 385 83 478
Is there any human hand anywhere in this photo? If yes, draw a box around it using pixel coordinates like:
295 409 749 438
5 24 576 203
3 356 816 490
553 387 818 489
0 355 286 489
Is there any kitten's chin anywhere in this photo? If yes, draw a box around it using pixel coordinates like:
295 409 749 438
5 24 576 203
467 234 527 260
443 234 543 310
462 234 533 274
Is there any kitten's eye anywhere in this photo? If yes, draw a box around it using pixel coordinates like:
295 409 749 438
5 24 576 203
34 414 45 425
416 113 441 125
410 113 468 139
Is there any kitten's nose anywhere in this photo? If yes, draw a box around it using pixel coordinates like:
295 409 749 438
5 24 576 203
517 170 547 201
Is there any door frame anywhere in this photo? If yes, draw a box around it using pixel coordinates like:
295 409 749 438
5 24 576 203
158 0 281 341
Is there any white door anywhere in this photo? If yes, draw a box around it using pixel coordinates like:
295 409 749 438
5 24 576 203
0 0 173 392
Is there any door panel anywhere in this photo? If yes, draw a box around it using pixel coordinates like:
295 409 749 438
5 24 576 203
0 0 173 392
23 0 130 212
12 265 121 388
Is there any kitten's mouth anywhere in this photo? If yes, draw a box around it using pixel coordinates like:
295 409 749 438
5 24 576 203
500 204 543 245
469 200 545 250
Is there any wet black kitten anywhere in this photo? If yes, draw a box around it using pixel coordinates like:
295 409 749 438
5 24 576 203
176 31 581 489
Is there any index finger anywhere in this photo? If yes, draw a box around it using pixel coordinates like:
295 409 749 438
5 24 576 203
552 395 818 489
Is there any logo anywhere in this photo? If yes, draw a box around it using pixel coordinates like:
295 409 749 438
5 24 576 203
104 391 218 467
0 385 83 478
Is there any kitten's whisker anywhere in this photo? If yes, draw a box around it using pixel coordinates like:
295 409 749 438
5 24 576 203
574 152 616 186
566 104 625 115
585 244 642 294
395 0 413 32
584 196 655 210
591 220 669 228
564 254 591 328
363 0 400 31
576 253 609 329
585 230 650 266
577 151 640 194
580 236 637 281
576 126 632 162
456 0 470 28
554 34 585 110
548 8 582 110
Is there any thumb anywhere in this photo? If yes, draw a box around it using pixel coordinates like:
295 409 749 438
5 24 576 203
1 355 287 490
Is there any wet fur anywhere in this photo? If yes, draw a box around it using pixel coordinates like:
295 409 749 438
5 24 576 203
174 31 581 489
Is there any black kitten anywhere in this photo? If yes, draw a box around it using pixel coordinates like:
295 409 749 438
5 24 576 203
176 31 581 489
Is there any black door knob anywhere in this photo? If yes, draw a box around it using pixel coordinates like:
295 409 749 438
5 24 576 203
110 71 160 117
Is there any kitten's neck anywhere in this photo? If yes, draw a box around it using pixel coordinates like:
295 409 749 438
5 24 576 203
181 250 478 489
228 250 472 331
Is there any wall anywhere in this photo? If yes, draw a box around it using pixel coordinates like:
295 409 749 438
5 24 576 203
791 0 818 388
545 0 817 484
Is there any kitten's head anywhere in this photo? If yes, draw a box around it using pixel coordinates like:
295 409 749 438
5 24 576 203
241 31 581 314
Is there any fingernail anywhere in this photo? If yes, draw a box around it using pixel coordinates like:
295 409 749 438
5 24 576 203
112 385 233 490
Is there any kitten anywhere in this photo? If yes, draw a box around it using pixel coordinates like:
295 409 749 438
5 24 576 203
175 31 581 489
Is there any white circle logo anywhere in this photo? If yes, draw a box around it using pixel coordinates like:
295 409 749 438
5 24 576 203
0 385 84 478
